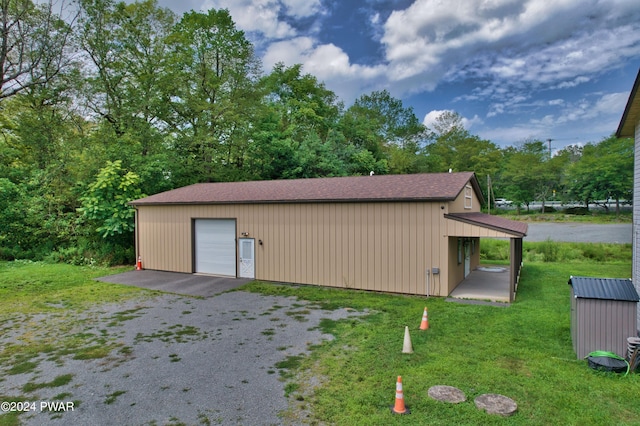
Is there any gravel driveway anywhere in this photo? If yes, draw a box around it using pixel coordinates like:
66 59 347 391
2 290 367 425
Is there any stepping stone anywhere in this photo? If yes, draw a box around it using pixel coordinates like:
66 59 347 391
474 393 518 417
428 385 466 403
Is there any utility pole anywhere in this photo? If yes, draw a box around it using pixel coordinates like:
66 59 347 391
546 139 553 159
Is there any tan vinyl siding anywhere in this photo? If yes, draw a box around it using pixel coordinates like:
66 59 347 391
136 201 449 296
449 185 481 212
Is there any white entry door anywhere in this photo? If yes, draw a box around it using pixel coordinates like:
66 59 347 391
239 238 255 279
194 219 236 276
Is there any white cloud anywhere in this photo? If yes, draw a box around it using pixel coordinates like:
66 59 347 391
197 0 638 134
262 37 386 103
370 12 380 26
201 0 323 39
280 0 322 17
478 91 629 146
379 0 640 99
556 92 629 124
477 126 545 146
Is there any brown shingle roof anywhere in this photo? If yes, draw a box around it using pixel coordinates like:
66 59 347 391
445 212 528 237
130 172 480 205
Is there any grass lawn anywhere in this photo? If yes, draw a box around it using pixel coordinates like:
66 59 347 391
0 261 144 315
1 250 638 425
244 260 638 425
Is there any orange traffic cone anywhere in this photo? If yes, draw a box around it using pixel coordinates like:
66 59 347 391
390 376 410 414
136 256 143 271
419 306 429 330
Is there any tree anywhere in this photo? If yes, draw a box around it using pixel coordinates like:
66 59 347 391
261 63 341 143
75 0 176 187
499 140 563 212
283 132 348 179
165 8 261 184
341 90 426 173
566 136 633 215
0 0 75 101
424 113 502 188
0 177 24 256
428 110 464 136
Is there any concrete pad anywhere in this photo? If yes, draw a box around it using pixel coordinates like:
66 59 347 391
428 385 467 403
475 393 518 416
96 270 253 297
448 266 511 303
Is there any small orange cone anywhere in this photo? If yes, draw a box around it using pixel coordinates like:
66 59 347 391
136 256 143 271
419 306 429 330
390 376 410 414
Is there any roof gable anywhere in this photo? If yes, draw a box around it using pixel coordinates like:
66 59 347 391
130 172 481 205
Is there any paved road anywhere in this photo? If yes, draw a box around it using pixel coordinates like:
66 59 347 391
524 223 632 244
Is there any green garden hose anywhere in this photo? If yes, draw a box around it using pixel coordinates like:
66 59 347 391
586 351 630 376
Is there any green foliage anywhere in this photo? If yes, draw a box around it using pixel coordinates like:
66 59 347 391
0 1 634 265
480 239 632 263
283 132 348 178
537 238 560 262
341 89 427 174
424 119 502 184
565 136 633 214
78 160 143 238
166 8 261 184
0 178 22 251
499 141 560 211
0 0 74 100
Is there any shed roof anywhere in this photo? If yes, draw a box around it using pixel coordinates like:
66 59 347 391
444 212 528 237
568 276 639 302
130 172 482 205
616 68 640 138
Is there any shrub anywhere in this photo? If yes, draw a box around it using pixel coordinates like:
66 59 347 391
480 239 510 261
538 238 559 262
565 206 590 215
483 240 631 264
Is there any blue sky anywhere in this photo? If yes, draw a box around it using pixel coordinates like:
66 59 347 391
155 0 640 151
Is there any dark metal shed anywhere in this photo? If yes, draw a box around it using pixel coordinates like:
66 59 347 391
569 276 639 359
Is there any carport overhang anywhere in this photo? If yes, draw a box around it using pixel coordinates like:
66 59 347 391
445 212 528 302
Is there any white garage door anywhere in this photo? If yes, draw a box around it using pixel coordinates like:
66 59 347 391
194 219 236 276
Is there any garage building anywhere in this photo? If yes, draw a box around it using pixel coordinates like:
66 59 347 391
130 172 527 298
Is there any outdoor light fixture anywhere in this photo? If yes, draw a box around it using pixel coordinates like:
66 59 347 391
241 232 249 237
